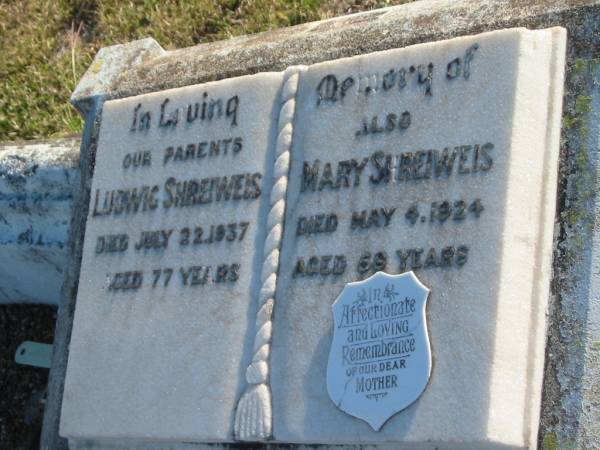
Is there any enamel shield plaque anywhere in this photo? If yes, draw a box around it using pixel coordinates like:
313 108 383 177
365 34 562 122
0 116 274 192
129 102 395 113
326 271 431 431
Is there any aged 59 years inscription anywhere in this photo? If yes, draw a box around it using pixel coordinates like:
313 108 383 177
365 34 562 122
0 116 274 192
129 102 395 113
327 271 431 431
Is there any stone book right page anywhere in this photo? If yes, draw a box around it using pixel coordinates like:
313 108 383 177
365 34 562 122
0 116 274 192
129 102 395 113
271 28 566 449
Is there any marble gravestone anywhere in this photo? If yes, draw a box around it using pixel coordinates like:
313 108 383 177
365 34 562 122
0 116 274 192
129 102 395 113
60 27 566 449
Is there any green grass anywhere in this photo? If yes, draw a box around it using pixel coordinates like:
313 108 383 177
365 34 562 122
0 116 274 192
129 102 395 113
0 0 408 141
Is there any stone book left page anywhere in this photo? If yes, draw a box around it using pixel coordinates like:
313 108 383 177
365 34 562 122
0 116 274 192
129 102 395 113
60 72 285 443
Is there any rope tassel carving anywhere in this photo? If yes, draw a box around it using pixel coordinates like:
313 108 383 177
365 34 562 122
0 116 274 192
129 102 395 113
234 66 305 441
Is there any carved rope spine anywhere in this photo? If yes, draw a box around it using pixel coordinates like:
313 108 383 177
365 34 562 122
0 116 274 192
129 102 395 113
234 67 304 441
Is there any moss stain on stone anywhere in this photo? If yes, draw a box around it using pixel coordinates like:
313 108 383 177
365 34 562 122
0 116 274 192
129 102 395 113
543 432 582 450
542 432 559 450
575 95 592 114
541 51 600 449
89 58 104 75
559 60 598 253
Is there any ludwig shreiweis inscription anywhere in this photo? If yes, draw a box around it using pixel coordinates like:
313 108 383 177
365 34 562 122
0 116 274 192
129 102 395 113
327 272 431 431
91 171 261 219
62 72 284 440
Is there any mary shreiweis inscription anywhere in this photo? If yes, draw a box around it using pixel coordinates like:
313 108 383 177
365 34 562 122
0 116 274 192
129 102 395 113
327 271 431 431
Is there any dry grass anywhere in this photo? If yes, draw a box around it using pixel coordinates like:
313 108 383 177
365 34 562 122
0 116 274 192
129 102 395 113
0 0 414 141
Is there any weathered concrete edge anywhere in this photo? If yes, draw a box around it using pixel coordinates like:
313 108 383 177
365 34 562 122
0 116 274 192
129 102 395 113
71 39 163 114
539 57 600 450
43 36 166 448
70 0 600 104
52 1 600 449
0 138 80 304
41 101 102 450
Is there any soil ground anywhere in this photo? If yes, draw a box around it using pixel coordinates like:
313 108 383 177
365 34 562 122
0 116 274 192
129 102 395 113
0 305 56 450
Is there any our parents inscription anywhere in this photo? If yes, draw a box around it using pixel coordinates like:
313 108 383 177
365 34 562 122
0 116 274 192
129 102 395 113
92 91 256 290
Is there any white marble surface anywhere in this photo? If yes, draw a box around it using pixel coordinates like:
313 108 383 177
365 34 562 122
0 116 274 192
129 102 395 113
60 72 283 442
271 27 566 448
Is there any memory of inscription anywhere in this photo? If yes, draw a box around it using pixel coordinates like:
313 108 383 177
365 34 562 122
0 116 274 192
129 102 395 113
282 47 493 280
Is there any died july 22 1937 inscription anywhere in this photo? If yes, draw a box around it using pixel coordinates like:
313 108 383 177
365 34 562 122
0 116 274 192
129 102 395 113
61 27 566 449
